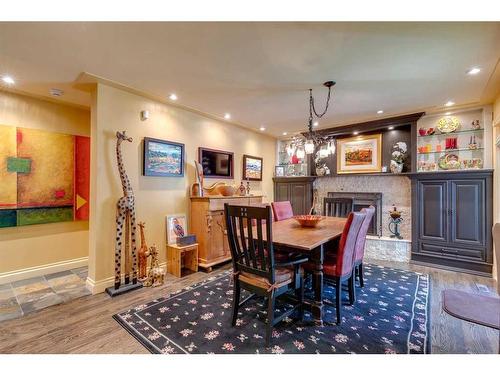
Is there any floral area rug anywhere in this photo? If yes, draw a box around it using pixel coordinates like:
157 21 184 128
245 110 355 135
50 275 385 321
113 264 430 354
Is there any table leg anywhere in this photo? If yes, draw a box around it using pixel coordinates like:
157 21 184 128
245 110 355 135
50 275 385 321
310 244 324 325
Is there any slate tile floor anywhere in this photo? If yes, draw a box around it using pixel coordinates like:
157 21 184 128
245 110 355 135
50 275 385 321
0 267 90 322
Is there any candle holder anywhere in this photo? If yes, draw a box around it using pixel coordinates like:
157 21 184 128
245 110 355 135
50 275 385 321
388 206 403 240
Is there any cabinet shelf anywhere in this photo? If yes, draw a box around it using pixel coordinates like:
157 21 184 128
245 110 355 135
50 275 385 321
417 147 484 155
417 128 484 138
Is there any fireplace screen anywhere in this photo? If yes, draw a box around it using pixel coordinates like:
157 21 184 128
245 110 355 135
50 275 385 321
327 192 382 237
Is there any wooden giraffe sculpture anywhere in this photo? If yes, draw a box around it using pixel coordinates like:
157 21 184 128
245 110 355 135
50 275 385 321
137 222 148 280
114 130 138 290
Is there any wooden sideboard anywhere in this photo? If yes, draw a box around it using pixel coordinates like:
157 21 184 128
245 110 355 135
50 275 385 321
190 195 264 271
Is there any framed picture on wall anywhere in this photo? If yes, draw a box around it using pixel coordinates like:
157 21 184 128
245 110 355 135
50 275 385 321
166 214 187 245
198 147 234 179
143 137 185 177
242 154 263 181
337 133 382 174
275 165 285 177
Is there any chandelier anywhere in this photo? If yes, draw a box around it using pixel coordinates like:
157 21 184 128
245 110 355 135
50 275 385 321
303 81 336 155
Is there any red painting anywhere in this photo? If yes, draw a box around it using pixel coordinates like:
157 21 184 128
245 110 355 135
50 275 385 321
74 136 90 220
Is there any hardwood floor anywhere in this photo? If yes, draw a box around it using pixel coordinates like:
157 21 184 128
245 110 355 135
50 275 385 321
0 260 498 354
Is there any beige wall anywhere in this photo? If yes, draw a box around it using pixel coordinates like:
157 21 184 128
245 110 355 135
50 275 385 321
492 95 500 281
88 83 276 292
0 91 90 282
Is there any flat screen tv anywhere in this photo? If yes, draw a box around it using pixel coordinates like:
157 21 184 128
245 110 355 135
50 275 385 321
199 147 234 179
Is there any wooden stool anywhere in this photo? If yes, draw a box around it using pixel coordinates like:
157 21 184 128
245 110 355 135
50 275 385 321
167 243 199 278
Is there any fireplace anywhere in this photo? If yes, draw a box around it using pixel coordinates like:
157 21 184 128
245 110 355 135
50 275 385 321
327 192 382 236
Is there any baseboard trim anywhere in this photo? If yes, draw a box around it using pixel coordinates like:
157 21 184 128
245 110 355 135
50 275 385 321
0 256 88 285
87 262 167 295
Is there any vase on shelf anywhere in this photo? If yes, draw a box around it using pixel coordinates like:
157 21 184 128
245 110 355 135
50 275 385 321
390 160 404 174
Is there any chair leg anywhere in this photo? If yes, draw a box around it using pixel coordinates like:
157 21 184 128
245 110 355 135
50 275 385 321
348 272 356 305
335 277 341 325
358 263 364 288
295 275 304 321
231 279 241 326
266 291 275 347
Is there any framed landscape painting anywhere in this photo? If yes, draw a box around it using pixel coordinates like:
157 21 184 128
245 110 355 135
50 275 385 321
243 154 263 181
143 137 184 177
337 134 382 174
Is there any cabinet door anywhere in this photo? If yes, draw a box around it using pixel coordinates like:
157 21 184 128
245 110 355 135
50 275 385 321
275 182 290 202
289 182 311 215
417 180 448 242
450 179 485 248
204 211 225 263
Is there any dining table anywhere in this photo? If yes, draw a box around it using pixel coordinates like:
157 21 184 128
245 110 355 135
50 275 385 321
260 216 347 324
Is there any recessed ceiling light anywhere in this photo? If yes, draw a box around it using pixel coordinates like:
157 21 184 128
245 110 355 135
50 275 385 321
282 132 287 136
445 112 452 116
169 93 178 101
353 131 359 135
377 110 384 114
313 121 319 127
466 67 481 75
224 113 231 120
388 126 394 130
1 75 15 85
260 127 266 131
445 101 455 107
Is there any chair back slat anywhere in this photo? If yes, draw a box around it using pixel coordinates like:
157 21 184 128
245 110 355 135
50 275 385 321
238 216 250 266
225 204 275 284
246 219 259 269
335 211 365 277
256 219 267 271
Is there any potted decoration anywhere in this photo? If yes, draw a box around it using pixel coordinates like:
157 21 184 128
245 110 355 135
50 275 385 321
390 141 408 174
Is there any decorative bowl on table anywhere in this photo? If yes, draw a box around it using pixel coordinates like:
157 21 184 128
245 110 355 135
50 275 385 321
293 215 324 228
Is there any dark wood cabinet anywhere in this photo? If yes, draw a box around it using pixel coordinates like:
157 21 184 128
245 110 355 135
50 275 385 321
273 177 315 215
417 180 448 243
411 170 493 276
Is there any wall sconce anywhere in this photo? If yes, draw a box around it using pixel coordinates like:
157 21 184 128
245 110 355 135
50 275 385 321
140 110 150 121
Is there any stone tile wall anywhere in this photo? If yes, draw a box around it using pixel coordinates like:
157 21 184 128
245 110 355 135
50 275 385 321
313 175 412 239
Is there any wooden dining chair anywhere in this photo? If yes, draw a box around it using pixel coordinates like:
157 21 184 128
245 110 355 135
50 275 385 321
271 201 294 221
224 203 307 346
323 197 353 218
353 206 376 288
304 211 365 324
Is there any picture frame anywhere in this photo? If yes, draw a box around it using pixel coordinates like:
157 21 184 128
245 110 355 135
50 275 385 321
143 137 184 177
275 165 285 177
337 133 382 174
166 214 187 245
198 147 234 179
242 154 263 181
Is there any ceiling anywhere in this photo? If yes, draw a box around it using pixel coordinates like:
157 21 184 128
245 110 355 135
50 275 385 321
0 22 499 137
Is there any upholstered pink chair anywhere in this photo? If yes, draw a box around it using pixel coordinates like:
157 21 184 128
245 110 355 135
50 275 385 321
353 206 375 287
304 211 365 324
271 201 294 221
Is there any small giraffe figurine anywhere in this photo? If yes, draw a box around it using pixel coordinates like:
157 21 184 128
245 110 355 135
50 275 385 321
137 222 148 280
114 131 139 290
143 244 165 287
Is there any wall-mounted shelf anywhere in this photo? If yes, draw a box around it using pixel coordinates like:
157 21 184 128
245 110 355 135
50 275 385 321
417 147 484 155
417 128 484 138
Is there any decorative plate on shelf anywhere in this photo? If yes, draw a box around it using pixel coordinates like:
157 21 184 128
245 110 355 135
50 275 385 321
438 153 461 170
437 117 460 133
